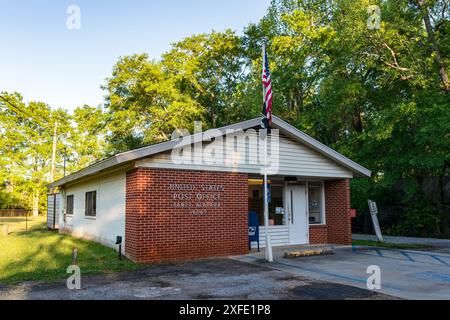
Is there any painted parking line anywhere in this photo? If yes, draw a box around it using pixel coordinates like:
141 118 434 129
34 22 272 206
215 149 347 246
374 249 384 257
234 252 450 299
411 271 450 283
275 260 405 292
235 255 405 293
399 251 416 262
400 249 450 259
354 249 406 262
351 247 450 267
430 255 450 266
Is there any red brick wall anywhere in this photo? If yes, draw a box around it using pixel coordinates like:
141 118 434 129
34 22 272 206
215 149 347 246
323 179 352 245
309 225 328 244
309 179 352 245
125 168 249 263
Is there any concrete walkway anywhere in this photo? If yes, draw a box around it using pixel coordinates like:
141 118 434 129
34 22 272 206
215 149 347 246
233 245 450 300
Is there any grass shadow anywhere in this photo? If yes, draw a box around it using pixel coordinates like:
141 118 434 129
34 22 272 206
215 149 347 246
0 229 140 285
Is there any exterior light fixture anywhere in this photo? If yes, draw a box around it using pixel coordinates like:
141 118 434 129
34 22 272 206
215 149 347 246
116 236 123 260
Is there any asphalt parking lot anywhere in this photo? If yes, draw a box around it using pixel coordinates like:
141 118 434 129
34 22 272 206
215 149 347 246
3 245 447 300
234 245 450 300
0 258 394 300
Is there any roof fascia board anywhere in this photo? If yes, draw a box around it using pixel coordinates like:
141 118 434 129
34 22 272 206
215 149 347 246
272 116 371 177
48 157 120 189
49 118 262 188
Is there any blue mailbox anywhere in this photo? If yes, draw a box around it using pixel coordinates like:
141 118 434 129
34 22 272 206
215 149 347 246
248 211 260 252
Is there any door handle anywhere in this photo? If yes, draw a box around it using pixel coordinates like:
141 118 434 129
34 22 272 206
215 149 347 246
290 190 294 224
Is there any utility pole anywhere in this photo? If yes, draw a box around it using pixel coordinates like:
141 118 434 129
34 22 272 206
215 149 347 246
50 122 58 182
63 147 67 177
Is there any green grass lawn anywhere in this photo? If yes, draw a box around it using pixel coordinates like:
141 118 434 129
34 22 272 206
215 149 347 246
352 239 431 250
0 215 139 285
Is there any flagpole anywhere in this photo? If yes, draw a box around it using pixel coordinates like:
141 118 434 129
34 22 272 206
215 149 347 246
263 130 272 262
262 44 273 262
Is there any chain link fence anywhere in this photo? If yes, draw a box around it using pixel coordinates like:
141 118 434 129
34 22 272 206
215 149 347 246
0 210 45 234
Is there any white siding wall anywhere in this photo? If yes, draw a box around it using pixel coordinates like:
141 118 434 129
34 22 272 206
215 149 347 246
47 193 62 230
59 172 126 249
136 133 353 178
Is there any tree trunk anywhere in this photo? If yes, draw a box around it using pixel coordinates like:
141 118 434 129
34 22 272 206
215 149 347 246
416 0 449 92
32 191 40 217
353 106 363 133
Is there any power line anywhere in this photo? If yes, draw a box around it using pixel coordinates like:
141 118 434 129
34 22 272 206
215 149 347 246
0 94 49 126
1 94 59 183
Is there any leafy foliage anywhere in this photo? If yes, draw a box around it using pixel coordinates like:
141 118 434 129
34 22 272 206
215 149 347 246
103 54 206 153
0 0 449 236
0 94 108 213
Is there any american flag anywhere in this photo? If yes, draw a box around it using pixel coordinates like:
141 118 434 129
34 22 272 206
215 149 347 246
262 45 273 128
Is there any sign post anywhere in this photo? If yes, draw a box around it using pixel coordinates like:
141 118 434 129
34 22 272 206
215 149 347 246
368 200 384 242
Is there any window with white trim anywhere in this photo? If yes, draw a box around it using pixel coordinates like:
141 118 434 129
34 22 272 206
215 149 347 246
85 191 97 217
66 195 74 216
308 182 324 225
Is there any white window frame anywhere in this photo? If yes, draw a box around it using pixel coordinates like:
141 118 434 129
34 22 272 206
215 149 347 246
84 190 98 219
66 194 75 217
307 181 326 226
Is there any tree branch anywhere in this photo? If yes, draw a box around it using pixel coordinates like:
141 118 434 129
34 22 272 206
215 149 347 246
416 0 450 92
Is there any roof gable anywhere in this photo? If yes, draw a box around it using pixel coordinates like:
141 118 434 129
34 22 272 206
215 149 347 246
49 116 371 188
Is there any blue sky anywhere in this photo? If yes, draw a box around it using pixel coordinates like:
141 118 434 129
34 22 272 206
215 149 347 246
0 0 271 111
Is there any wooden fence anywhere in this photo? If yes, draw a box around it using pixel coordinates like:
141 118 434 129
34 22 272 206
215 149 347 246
0 209 32 217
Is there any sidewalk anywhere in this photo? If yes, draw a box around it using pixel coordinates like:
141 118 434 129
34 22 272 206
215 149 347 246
353 234 450 250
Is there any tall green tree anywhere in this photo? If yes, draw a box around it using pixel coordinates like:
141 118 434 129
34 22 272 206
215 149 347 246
103 54 205 154
0 93 71 214
242 0 449 236
68 105 108 171
1 0 448 236
162 30 248 127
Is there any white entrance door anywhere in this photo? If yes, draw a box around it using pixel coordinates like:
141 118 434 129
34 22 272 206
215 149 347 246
286 185 308 244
